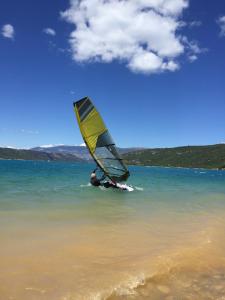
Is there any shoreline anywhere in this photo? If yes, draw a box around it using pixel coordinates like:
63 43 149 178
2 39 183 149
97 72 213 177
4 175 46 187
0 158 224 171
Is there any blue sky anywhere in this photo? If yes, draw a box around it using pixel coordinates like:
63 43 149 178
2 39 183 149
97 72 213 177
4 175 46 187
0 0 225 149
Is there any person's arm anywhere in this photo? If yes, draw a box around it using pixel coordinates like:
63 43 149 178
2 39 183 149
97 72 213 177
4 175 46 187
100 174 106 181
111 179 118 187
93 167 98 173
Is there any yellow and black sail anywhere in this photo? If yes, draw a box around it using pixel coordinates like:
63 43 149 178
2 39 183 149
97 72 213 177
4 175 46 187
73 97 130 182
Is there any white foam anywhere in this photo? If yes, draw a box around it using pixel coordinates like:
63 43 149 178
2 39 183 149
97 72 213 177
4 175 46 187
99 186 106 191
80 183 92 187
88 274 146 300
113 273 146 297
134 186 144 191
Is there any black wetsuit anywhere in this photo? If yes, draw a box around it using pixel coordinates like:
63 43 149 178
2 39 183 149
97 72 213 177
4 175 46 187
90 177 101 187
90 168 118 188
90 168 105 187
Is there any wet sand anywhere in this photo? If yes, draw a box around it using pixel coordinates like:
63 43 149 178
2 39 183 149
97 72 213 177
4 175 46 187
1 204 225 300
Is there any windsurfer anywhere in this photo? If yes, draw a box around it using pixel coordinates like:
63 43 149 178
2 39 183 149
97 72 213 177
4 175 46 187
90 168 104 186
90 167 119 189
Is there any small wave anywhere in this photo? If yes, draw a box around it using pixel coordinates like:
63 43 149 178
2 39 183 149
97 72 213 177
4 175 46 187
194 171 206 174
80 183 92 187
105 267 225 300
134 186 144 191
112 273 146 297
87 274 147 300
99 186 106 191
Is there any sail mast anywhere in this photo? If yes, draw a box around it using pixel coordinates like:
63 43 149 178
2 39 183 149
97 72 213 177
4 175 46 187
73 97 130 182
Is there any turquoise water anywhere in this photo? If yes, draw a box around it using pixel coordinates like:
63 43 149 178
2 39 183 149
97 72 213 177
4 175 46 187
0 160 225 300
1 159 224 207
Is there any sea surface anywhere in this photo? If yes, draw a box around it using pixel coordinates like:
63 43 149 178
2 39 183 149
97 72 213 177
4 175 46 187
0 160 225 300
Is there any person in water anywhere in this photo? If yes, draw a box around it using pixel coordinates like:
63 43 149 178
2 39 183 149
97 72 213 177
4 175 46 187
90 168 118 189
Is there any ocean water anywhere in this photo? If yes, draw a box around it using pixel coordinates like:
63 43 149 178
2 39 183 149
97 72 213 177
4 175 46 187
0 160 225 300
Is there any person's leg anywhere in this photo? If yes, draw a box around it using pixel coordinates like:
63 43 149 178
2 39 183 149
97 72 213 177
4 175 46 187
111 183 119 189
103 182 110 188
103 182 119 189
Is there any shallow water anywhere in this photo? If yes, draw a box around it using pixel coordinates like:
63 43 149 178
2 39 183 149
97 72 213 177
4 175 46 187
0 160 225 300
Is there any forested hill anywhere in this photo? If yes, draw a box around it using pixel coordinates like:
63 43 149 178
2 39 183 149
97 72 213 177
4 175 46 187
0 147 83 162
122 144 225 170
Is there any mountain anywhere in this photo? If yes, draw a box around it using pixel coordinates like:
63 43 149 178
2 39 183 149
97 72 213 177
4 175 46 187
0 145 142 162
0 147 84 162
32 145 91 160
122 144 225 169
1 144 225 170
31 145 143 160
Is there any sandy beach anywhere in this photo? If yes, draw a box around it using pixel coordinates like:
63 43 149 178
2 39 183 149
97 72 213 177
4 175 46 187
0 160 225 299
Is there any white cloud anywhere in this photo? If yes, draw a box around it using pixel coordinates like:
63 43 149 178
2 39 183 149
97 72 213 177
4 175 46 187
189 21 202 27
1 24 15 39
43 27 56 36
0 145 26 150
61 0 203 74
217 16 225 37
182 37 207 62
79 143 86 147
188 54 197 62
40 144 55 148
40 144 65 148
20 129 39 135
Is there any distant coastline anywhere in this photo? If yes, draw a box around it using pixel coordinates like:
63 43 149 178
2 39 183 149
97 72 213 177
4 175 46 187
0 144 225 170
123 144 225 170
0 147 83 163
